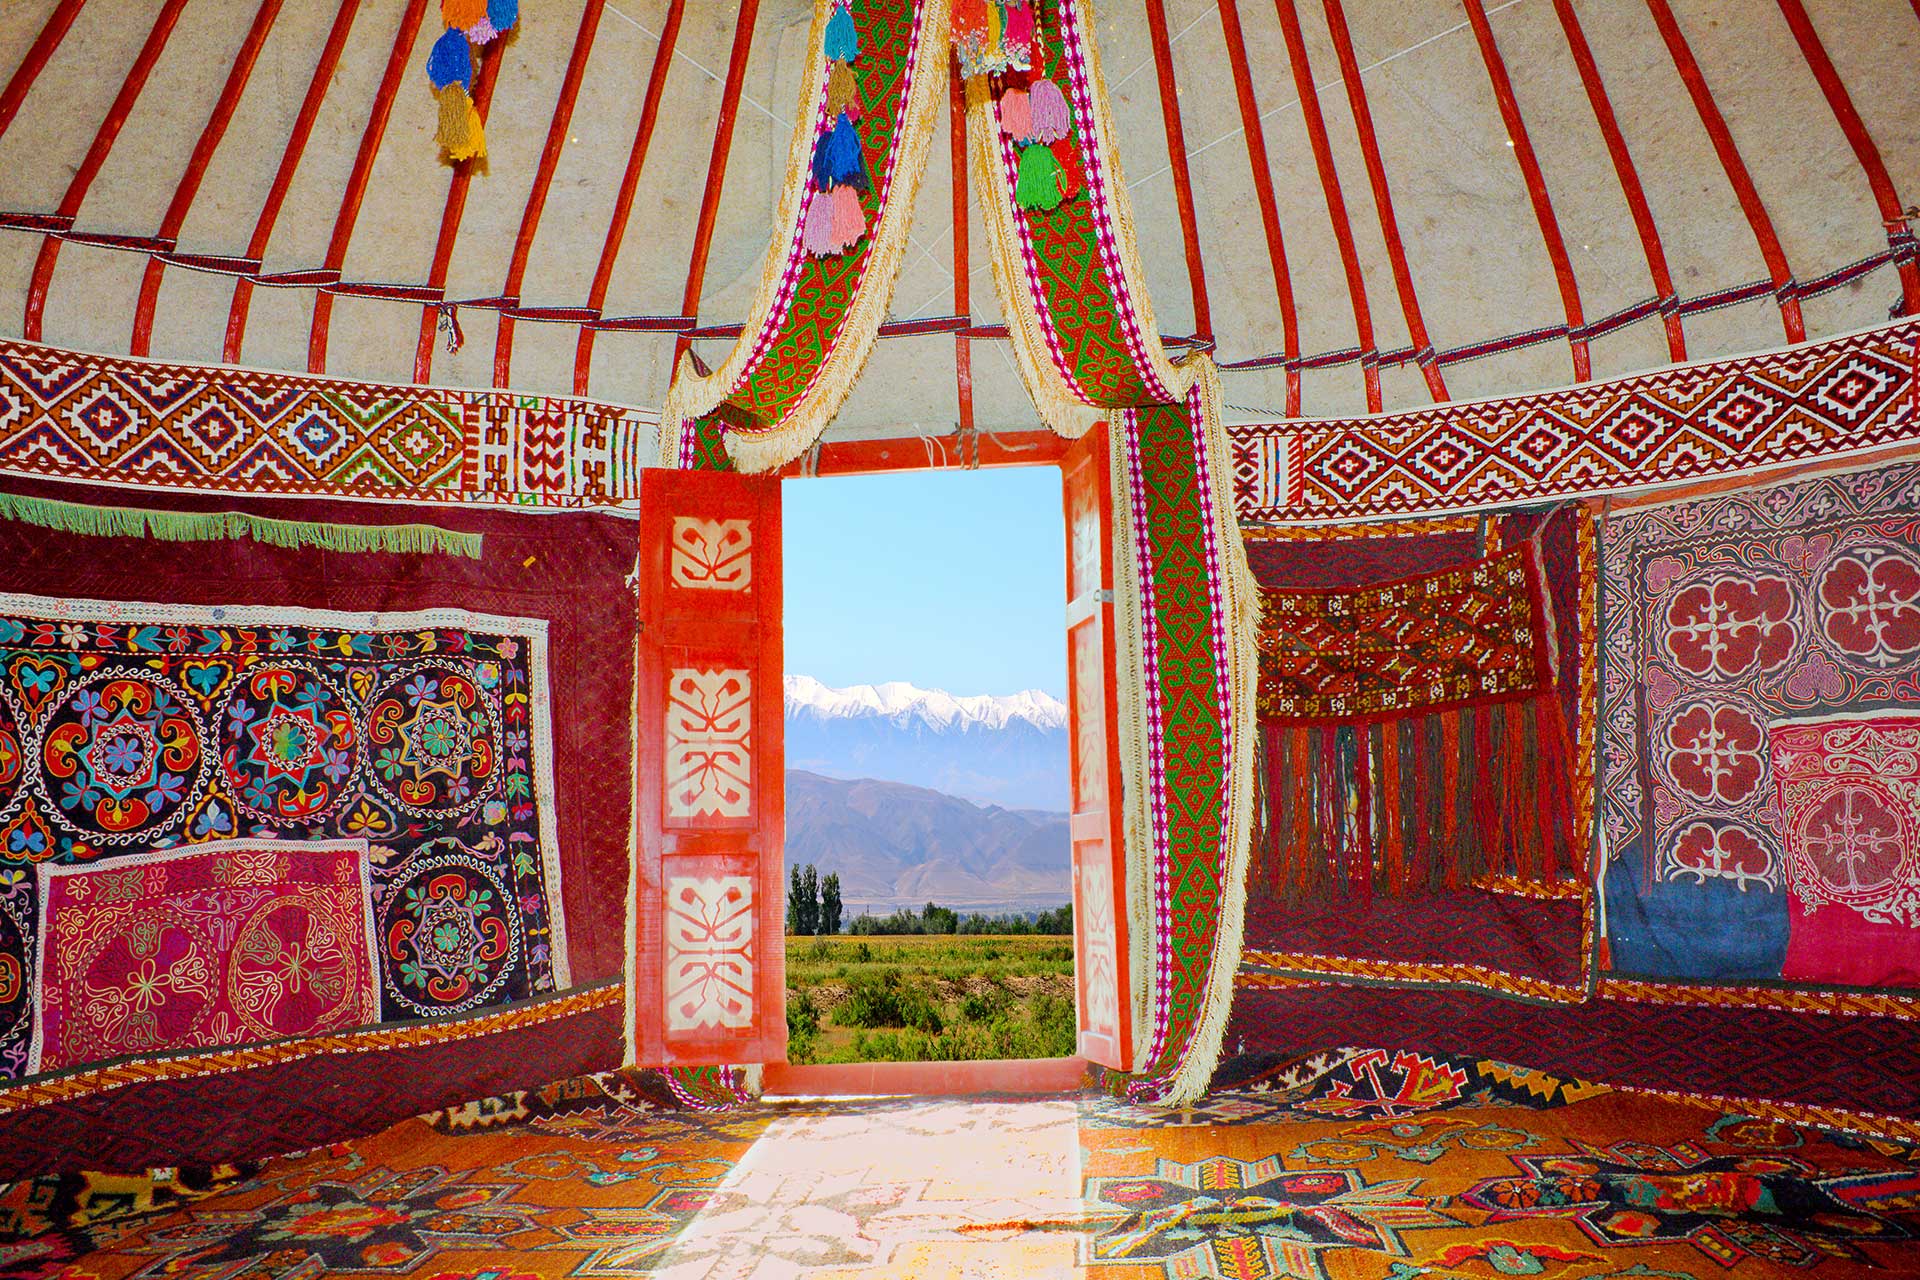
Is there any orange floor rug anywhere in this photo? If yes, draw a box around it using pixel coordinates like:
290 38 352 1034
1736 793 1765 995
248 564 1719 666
5 1050 1919 1278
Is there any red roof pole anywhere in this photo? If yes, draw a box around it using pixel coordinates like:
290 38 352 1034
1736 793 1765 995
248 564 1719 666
1274 0 1380 411
491 0 609 388
307 0 433 375
1460 0 1591 382
224 0 364 364
413 46 508 383
1215 0 1302 415
672 0 763 375
1548 0 1685 361
1320 0 1448 400
1643 0 1804 343
1774 0 1919 316
132 0 286 357
23 0 190 342
950 60 974 439
1142 0 1212 343
572 0 686 396
0 0 87 145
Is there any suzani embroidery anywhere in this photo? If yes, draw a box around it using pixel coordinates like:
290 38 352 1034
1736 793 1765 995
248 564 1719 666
32 838 377 1073
0 596 568 1079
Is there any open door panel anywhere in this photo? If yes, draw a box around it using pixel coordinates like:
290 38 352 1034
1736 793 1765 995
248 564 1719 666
629 469 786 1068
1062 424 1133 1070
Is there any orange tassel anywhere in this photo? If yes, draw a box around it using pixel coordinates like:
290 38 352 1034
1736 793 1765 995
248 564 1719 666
826 61 859 118
442 0 487 27
436 84 486 162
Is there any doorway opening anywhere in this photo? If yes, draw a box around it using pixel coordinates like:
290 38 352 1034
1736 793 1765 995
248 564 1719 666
779 466 1075 1066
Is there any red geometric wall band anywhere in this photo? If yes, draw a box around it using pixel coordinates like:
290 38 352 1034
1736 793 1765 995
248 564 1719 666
1231 320 1920 522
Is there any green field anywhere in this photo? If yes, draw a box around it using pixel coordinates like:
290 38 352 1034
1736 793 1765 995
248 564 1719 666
783 934 1076 1064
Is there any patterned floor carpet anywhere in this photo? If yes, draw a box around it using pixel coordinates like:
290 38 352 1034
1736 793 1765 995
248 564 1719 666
5 1051 1920 1278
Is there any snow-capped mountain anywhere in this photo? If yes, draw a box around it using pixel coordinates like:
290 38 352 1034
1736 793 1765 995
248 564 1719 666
785 675 1070 811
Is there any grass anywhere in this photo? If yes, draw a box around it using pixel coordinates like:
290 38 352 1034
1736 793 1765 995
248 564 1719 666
783 934 1076 1064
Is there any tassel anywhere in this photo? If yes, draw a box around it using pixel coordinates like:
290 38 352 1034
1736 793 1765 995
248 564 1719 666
1439 711 1460 889
1316 726 1338 895
801 192 838 255
1470 706 1496 882
427 27 473 91
1003 1 1035 64
829 183 867 248
487 0 518 34
984 0 1003 60
1027 78 1070 143
442 0 486 26
1051 139 1084 201
823 113 870 191
1289 727 1312 897
824 4 860 62
468 16 498 42
435 84 484 160
998 87 1031 141
1504 701 1529 880
1014 142 1064 210
826 61 860 118
1380 722 1403 894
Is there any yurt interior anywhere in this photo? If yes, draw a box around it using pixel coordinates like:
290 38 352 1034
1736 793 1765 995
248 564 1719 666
2 0 1920 1274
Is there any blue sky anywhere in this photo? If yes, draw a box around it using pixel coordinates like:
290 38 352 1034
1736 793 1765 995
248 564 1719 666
783 466 1068 699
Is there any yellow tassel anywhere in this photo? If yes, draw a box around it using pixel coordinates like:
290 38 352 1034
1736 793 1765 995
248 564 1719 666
826 61 859 119
442 0 487 27
436 84 486 161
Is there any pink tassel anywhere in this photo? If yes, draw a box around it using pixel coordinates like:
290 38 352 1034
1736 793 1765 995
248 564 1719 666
830 184 867 249
998 87 1031 141
1027 78 1070 143
801 193 838 255
467 15 498 42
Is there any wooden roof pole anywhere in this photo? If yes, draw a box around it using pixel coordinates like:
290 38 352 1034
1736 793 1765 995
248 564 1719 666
950 59 974 438
1141 0 1212 343
491 0 610 388
572 0 687 395
23 0 191 342
1215 0 1301 415
1460 0 1591 382
0 0 87 144
413 45 508 383
132 0 287 357
673 0 764 369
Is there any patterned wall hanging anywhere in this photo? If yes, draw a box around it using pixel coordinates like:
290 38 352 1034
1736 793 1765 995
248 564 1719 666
0 478 636 1176
1601 456 1920 988
1256 542 1575 900
1231 318 1920 523
656 0 951 474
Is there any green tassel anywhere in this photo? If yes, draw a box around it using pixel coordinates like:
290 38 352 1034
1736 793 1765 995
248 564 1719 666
1014 142 1063 211
0 491 483 559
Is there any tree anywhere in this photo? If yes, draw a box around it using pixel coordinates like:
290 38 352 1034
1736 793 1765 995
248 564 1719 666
799 864 821 935
787 865 806 935
820 872 843 935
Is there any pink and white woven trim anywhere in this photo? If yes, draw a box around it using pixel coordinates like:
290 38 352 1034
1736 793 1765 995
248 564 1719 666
1121 407 1176 1081
1056 0 1175 405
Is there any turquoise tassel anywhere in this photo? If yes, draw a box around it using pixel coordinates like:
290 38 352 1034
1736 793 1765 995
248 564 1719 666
824 5 859 62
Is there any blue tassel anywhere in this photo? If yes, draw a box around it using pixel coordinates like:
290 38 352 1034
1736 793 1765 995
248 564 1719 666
824 6 859 62
811 127 837 192
823 113 869 192
488 0 518 33
427 27 473 91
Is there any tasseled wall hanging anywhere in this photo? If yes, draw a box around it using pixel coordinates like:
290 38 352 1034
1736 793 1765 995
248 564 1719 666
1255 542 1576 900
426 0 519 162
803 1 871 257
